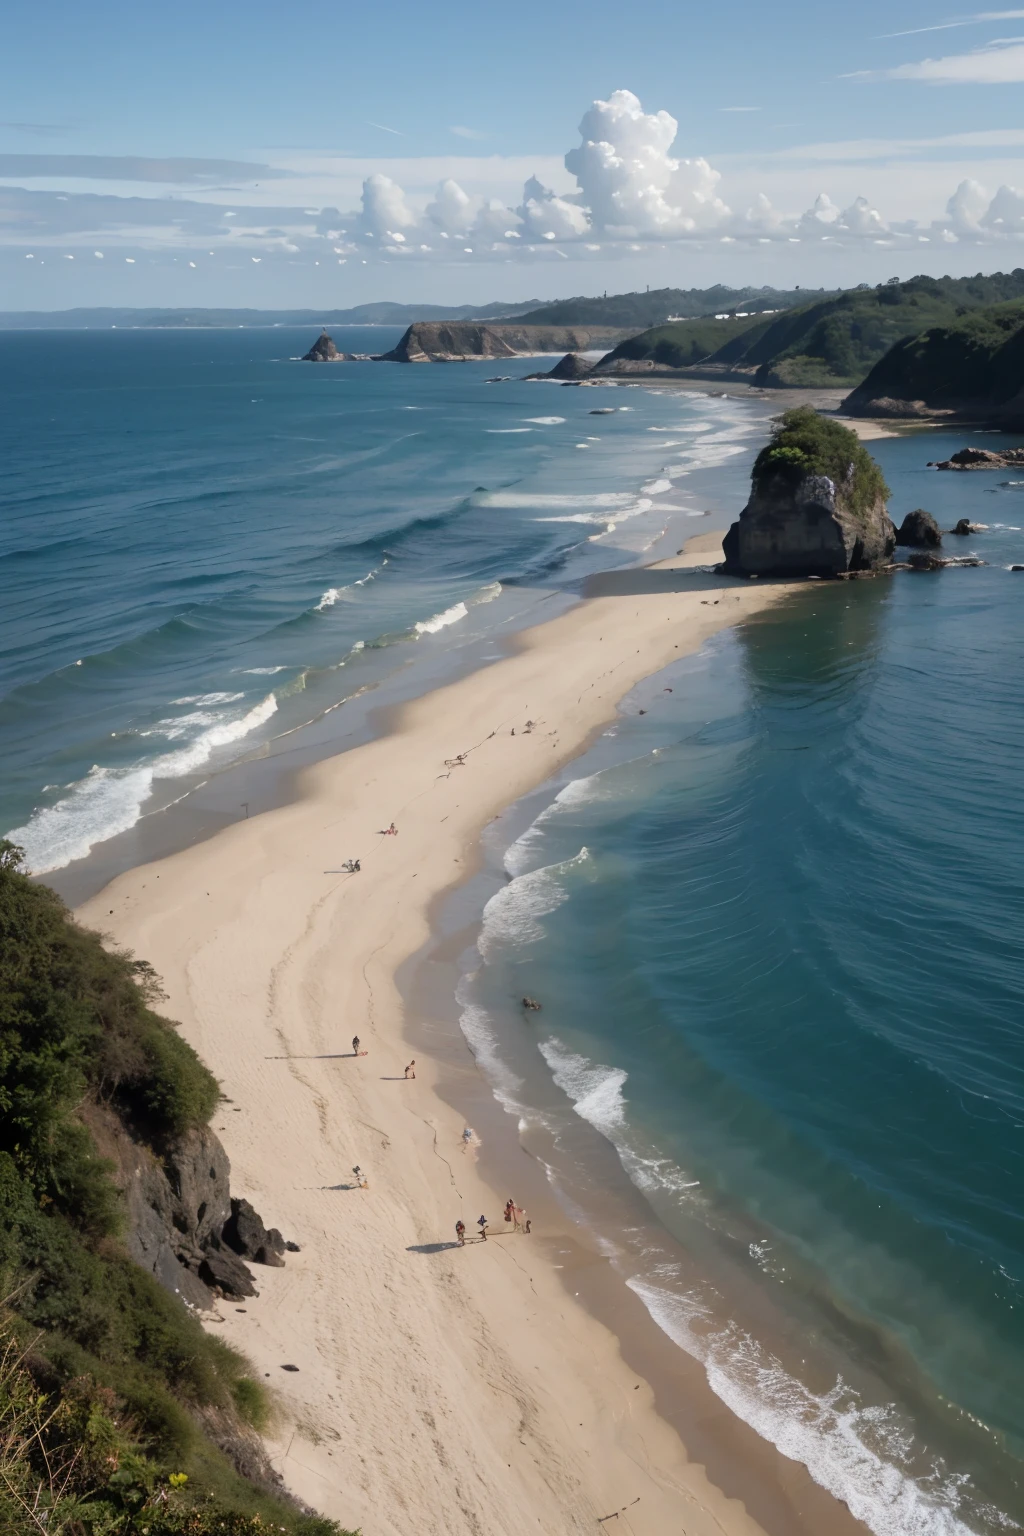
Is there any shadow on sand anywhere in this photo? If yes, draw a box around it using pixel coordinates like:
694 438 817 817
582 567 740 598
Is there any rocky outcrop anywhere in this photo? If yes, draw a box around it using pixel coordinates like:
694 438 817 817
929 447 1024 470
895 509 942 547
302 330 356 362
723 472 895 577
377 322 632 362
84 1103 291 1308
950 518 988 535
524 351 595 381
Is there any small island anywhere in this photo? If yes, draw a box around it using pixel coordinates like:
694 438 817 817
722 408 895 577
302 329 357 361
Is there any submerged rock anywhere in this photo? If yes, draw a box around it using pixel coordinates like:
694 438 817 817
722 408 894 577
895 509 942 547
930 447 1024 471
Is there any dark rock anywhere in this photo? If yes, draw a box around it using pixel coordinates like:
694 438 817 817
285 1240 301 1252
223 1197 287 1267
723 474 895 578
525 351 595 382
895 509 942 547
949 518 987 535
932 447 1024 471
907 552 946 570
1010 564 1024 570
198 1245 258 1299
302 330 347 362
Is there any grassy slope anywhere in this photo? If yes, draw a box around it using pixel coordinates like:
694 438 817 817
602 270 1024 387
709 270 1024 387
598 312 770 367
516 284 814 329
846 298 1024 408
0 841 350 1536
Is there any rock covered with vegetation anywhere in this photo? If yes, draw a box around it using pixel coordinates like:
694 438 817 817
722 409 894 577
844 298 1024 424
0 841 347 1536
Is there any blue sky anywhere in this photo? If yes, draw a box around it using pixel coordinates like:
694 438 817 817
6 0 1024 308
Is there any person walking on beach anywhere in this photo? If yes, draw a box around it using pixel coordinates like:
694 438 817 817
352 1035 361 1056
523 1214 532 1235
404 1060 416 1079
461 1126 474 1152
352 1165 368 1189
505 1197 521 1231
477 1214 488 1241
455 1219 466 1247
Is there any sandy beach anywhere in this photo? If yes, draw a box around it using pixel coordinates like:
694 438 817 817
77 535 859 1536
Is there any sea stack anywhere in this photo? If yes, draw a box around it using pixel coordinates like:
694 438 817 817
524 352 595 381
722 408 895 578
303 329 342 361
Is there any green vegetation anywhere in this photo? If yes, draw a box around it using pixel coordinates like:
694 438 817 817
599 270 1024 386
847 297 1024 410
517 283 813 330
598 312 768 368
0 841 352 1536
752 408 890 521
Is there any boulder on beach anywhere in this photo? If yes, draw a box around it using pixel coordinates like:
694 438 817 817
895 509 942 547
721 408 895 578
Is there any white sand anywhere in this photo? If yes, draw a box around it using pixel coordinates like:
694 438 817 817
79 539 799 1536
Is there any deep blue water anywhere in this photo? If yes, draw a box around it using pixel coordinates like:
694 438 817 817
0 327 753 869
468 435 1024 1536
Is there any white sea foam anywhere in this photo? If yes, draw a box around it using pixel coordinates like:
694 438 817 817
478 849 589 959
523 416 566 425
171 691 245 706
540 1038 628 1137
642 477 673 495
455 975 526 1116
626 1280 992 1536
8 692 279 874
476 490 637 510
537 497 652 529
317 588 343 609
239 665 288 674
317 565 383 609
470 581 503 606
486 427 533 433
415 601 468 635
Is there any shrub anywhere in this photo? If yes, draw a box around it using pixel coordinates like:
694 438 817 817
752 407 890 521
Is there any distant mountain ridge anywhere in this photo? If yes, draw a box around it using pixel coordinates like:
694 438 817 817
0 300 545 329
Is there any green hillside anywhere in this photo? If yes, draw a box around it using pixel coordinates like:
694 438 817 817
0 841 348 1536
599 270 1024 387
599 311 769 368
516 284 813 329
845 298 1024 414
714 270 1024 387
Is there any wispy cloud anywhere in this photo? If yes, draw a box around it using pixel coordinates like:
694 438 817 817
0 120 71 138
450 125 488 139
0 154 287 184
859 36 1024 82
879 9 1024 36
366 120 405 137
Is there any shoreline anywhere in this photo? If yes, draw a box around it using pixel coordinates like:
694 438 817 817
76 535 865 1536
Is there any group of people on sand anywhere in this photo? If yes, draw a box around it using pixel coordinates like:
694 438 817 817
455 1198 530 1246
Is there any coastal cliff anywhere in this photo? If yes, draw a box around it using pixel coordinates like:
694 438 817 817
722 408 894 577
377 321 633 361
843 298 1024 425
0 841 341 1535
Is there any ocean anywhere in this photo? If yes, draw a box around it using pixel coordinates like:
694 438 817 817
4 327 1024 1534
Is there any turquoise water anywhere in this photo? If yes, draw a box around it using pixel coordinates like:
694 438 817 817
0 327 753 871
466 435 1024 1535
